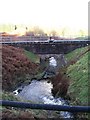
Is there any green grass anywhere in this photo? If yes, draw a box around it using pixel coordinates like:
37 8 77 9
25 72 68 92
24 50 40 63
2 91 19 101
66 47 89 105
1 91 60 118
65 46 89 62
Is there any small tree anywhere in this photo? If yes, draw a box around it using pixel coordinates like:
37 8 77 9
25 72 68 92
50 30 58 37
14 25 17 30
33 26 45 36
79 30 85 37
61 28 67 37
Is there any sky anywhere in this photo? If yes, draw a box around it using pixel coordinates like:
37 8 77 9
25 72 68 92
0 0 89 36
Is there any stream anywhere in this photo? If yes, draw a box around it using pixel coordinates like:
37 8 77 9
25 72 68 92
13 80 73 119
13 56 74 119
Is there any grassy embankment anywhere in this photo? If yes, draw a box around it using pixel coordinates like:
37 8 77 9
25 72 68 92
2 92 60 119
24 46 89 106
2 45 89 119
2 46 60 119
24 50 46 79
24 50 40 64
65 46 89 106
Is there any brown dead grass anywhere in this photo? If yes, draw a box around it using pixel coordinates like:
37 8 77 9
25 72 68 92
2 45 38 91
2 109 35 120
50 73 70 98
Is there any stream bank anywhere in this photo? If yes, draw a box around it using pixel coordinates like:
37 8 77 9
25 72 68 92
13 56 74 119
13 79 73 119
2 45 89 119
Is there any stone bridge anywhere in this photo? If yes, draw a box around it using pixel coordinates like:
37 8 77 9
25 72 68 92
2 40 89 54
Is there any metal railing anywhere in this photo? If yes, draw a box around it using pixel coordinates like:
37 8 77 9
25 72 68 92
0 39 90 44
0 100 90 113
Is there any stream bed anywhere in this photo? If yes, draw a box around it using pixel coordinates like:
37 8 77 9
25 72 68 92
13 56 74 119
13 80 73 119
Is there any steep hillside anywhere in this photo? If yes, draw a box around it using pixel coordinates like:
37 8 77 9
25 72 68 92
2 45 39 91
2 45 61 119
65 46 89 105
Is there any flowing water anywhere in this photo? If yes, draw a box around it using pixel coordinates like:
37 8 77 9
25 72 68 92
13 80 73 119
13 56 73 119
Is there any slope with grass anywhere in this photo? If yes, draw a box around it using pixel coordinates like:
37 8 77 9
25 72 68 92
24 50 40 64
2 45 39 91
2 45 61 119
65 46 89 106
